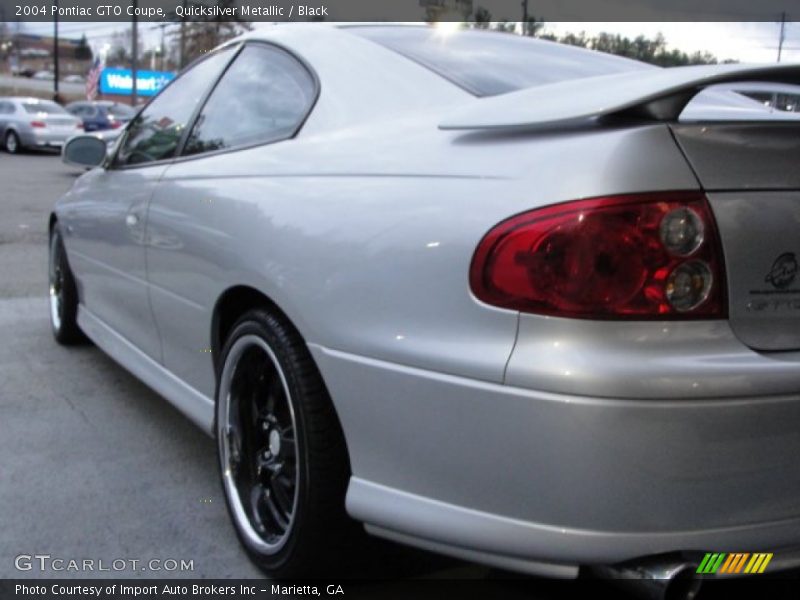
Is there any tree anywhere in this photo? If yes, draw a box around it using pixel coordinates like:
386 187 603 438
559 32 589 48
522 17 544 37
106 29 133 67
172 21 250 67
74 34 92 61
472 6 491 29
492 21 516 34
544 30 728 66
169 0 251 68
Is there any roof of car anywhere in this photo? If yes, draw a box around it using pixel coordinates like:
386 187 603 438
0 97 50 103
67 101 116 107
233 21 424 43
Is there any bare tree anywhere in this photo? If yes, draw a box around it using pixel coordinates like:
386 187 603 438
169 1 251 68
522 17 545 37
472 7 491 29
106 29 133 67
492 21 516 34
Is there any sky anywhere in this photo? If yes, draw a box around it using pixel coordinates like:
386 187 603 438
13 20 800 64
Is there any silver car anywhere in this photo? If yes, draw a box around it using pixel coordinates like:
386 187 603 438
50 24 800 591
0 96 83 153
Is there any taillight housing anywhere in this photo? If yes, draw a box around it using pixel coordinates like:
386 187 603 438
30 120 46 128
470 192 726 319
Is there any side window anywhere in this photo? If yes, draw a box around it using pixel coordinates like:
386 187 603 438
0 102 12 114
183 44 316 156
114 46 236 167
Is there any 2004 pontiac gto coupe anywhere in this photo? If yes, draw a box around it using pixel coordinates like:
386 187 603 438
50 23 800 592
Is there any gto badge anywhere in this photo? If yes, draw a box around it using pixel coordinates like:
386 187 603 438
765 252 798 290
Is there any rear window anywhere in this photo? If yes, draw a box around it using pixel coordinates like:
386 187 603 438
23 101 68 115
352 26 652 97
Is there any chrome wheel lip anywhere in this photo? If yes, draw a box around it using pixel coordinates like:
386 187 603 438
48 234 63 333
217 334 300 555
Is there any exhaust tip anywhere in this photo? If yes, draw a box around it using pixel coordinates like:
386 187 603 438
589 557 703 600
664 565 702 600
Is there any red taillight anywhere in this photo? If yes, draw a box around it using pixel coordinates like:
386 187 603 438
75 122 84 129
110 120 122 129
30 121 46 128
470 192 726 319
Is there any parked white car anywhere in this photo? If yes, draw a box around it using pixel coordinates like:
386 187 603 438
0 97 83 153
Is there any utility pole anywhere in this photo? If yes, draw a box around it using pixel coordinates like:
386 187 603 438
158 23 167 71
53 0 59 101
131 0 138 105
522 0 528 24
179 0 187 68
777 11 786 63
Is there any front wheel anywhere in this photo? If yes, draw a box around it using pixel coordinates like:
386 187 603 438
49 225 86 345
216 309 361 577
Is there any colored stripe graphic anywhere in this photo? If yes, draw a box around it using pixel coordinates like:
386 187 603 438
744 553 773 574
719 553 749 574
697 552 773 574
697 553 726 574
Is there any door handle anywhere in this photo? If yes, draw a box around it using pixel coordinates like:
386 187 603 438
125 213 140 227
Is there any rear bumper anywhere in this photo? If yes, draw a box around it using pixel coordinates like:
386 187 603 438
352 480 800 577
23 129 73 149
310 343 800 571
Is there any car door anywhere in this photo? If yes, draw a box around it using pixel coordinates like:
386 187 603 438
60 46 238 360
145 42 319 396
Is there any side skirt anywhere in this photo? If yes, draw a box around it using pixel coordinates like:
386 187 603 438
77 304 215 435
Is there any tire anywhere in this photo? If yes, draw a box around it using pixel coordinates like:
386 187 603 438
215 309 361 578
49 224 86 345
5 130 21 154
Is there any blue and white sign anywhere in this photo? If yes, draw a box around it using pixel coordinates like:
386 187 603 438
99 68 175 97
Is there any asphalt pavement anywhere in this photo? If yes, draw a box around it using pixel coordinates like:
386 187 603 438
0 152 271 579
0 151 493 584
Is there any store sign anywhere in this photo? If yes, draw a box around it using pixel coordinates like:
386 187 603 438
99 68 175 97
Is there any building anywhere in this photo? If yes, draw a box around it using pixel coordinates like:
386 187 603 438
3 33 93 77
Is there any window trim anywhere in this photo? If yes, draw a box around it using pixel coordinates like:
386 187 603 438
108 42 242 170
173 39 321 163
108 39 320 171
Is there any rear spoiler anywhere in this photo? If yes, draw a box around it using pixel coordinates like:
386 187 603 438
439 63 800 132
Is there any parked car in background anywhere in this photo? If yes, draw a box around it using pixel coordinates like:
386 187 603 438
12 67 36 78
51 24 800 594
63 74 86 84
721 81 800 113
66 100 136 132
0 97 83 153
32 70 55 80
